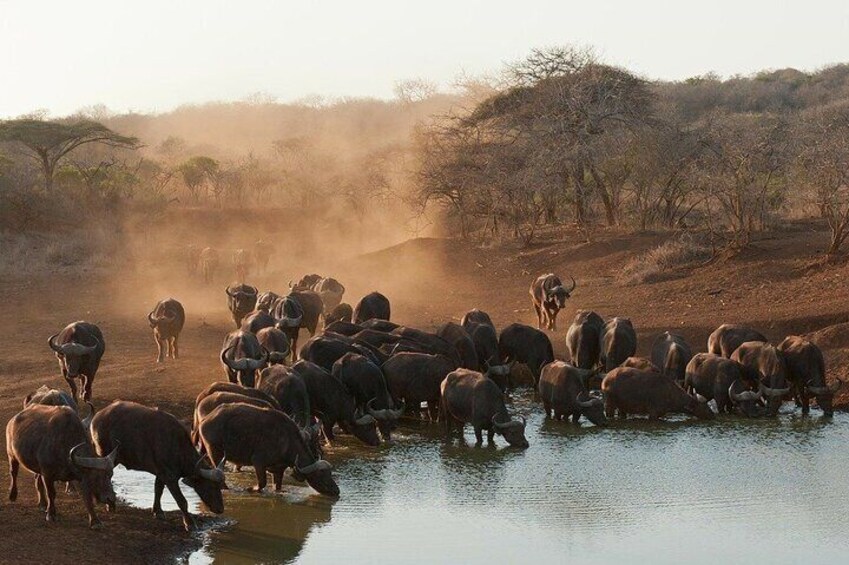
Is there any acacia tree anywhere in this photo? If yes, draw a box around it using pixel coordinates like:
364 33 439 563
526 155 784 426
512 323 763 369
178 156 219 202
0 119 139 191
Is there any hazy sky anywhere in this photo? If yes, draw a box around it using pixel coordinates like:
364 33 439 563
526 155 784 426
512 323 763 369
2 0 848 118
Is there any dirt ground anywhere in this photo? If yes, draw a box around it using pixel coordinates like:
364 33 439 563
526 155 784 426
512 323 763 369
1 218 848 563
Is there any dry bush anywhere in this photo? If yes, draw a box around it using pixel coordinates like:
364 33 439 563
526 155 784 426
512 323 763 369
617 234 711 285
0 230 119 276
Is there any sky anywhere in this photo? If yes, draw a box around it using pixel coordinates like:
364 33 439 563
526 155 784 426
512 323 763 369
2 0 849 118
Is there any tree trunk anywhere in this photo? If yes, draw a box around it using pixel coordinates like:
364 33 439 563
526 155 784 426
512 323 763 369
589 165 616 226
41 154 54 191
571 164 587 225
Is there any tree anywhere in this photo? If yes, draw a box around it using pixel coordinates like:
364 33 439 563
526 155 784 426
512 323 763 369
178 156 219 202
0 119 140 191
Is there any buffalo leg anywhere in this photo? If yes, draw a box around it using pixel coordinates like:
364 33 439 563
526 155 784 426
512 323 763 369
65 376 79 401
474 426 484 446
250 463 268 492
8 457 18 501
153 477 166 520
487 428 495 444
78 481 101 528
43 475 57 522
81 375 93 402
172 337 179 359
533 304 542 329
155 336 165 363
604 399 616 420
572 412 581 424
543 403 552 418
35 475 47 510
427 401 439 422
164 478 195 531
801 389 811 415
273 470 284 491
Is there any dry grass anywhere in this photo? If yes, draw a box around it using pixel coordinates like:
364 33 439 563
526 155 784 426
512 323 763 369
0 231 118 276
617 234 711 285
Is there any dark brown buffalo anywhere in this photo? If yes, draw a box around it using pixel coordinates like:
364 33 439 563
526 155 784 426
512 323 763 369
256 327 291 365
778 335 842 416
148 298 185 363
498 323 555 386
198 403 338 496
315 277 346 316
565 310 605 370
254 239 272 273
241 309 276 334
7 405 118 527
538 361 607 426
600 317 637 372
460 309 495 333
437 322 479 370
326 303 354 325
193 391 278 447
288 290 324 336
731 341 790 416
601 367 715 421
469 323 502 370
440 369 529 448
194 381 281 412
200 247 219 284
708 324 768 358
271 295 304 360
651 332 693 384
392 326 460 364
383 352 458 421
226 283 258 328
333 353 403 441
351 328 403 350
353 291 391 323
529 273 577 330
257 364 312 428
295 360 380 446
299 334 366 372
24 385 79 413
684 353 762 417
220 330 269 387
91 401 226 531
48 321 105 402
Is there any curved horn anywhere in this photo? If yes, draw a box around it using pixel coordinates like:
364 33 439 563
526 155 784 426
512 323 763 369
566 275 577 293
220 345 247 371
366 398 391 420
295 454 333 475
148 311 157 326
807 380 830 396
492 414 525 430
70 442 114 471
759 382 791 398
48 333 62 353
728 382 762 403
225 285 237 297
195 455 226 483
695 393 709 403
576 392 601 408
248 348 270 371
81 401 96 428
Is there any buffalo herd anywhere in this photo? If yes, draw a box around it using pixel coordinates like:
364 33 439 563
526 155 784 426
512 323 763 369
7 269 843 531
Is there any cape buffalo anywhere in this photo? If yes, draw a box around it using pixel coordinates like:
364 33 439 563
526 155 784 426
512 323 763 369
194 381 281 412
600 317 637 372
272 295 304 359
383 352 458 421
601 367 715 421
24 385 79 413
254 239 272 273
193 391 279 448
290 274 323 291
256 327 291 365
393 326 460 364
241 309 276 334
48 321 105 402
258 364 312 428
460 308 495 333
326 303 354 325
731 341 790 416
530 273 577 330
299 334 363 372
437 322 479 370
198 403 338 496
778 335 842 416
288 290 323 336
91 401 226 531
315 277 346 316
651 332 693 384
353 291 391 323
256 290 283 312
333 353 403 441
469 323 502 370
7 405 118 527
708 324 767 358
440 368 529 448
148 298 185 363
220 330 269 387
200 247 219 284
538 361 607 426
684 353 762 417
498 323 555 386
186 244 200 277
565 310 605 370
295 360 380 446
226 284 258 328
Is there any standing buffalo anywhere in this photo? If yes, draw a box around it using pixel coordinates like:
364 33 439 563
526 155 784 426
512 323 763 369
256 327 291 365
315 277 346 316
651 332 693 384
226 284 259 328
272 295 305 359
200 247 219 284
193 382 281 438
565 310 605 370
220 331 269 387
91 401 226 531
241 309 276 334
23 385 81 413
198 403 338 496
440 368 529 448
233 249 252 281
148 298 185 363
498 323 555 386
333 353 403 441
257 364 312 428
460 309 495 333
538 361 606 426
326 303 354 325
778 335 841 417
7 405 118 527
708 324 767 358
599 317 637 372
288 290 324 337
290 274 323 291
601 367 715 420
530 273 577 330
296 360 380 446
684 353 761 417
254 239 272 273
469 323 502 371
193 392 279 448
383 352 458 421
48 321 105 402
353 292 391 324
731 342 790 416
437 322 479 370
